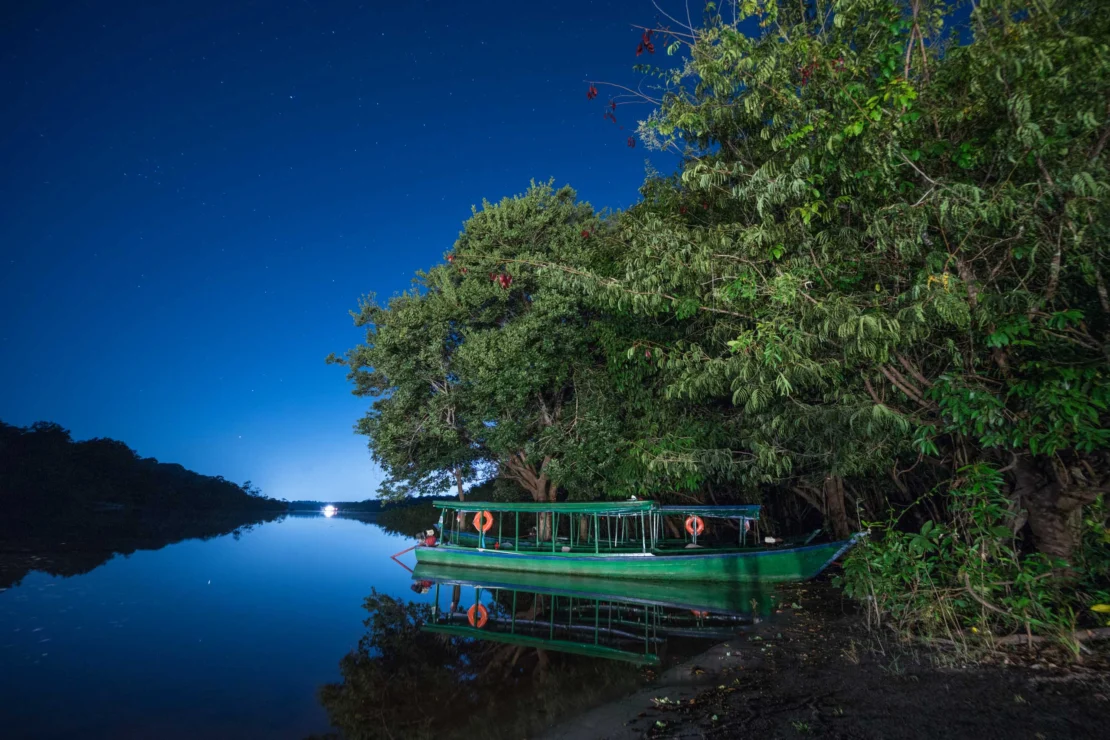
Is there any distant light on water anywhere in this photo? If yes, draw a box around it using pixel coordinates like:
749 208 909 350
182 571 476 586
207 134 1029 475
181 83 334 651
322 505 337 518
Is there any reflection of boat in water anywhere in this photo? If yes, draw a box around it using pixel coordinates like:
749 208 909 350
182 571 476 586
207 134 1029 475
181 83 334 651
413 564 775 665
416 501 861 582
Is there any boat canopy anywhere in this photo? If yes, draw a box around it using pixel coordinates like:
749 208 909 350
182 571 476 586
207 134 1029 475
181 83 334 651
432 500 656 514
432 500 760 518
659 505 761 520
431 499 766 555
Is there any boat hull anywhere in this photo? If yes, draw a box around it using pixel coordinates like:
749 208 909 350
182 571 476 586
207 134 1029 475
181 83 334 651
414 537 858 583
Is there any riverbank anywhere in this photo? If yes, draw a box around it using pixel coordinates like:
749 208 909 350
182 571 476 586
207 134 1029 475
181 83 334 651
544 577 1108 739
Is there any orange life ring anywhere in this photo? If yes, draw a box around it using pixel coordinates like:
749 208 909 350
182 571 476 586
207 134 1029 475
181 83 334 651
467 603 489 629
685 515 705 537
472 510 494 533
691 610 709 618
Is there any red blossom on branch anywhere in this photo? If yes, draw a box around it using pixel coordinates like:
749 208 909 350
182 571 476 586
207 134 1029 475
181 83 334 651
627 136 636 148
581 229 591 238
586 84 598 100
800 60 819 85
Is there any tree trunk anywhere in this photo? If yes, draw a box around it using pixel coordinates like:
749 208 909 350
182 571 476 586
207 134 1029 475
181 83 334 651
454 467 465 501
823 474 851 540
501 452 557 539
1013 455 1098 563
527 478 556 541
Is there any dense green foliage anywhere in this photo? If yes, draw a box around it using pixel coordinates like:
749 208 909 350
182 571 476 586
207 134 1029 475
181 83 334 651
335 0 1109 640
843 466 1109 646
0 420 284 514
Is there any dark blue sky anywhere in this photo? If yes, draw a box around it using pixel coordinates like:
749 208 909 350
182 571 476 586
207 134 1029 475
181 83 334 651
1 0 669 500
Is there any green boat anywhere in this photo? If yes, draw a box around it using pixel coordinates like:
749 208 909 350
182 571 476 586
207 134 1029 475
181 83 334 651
415 500 861 583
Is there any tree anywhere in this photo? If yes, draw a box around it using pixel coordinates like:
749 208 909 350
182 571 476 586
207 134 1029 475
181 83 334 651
328 281 485 501
561 0 1109 557
336 183 637 513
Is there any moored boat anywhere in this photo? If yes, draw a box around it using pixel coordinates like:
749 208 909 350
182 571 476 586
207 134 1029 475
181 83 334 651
414 501 860 583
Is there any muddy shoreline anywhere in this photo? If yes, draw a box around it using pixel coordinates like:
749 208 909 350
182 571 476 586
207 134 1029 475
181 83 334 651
543 579 1108 740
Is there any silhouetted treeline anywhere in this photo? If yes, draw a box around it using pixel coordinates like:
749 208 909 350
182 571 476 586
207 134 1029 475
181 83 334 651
0 420 286 515
0 420 289 589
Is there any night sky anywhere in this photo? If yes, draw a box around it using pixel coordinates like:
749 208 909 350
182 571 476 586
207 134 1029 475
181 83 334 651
1 1 670 500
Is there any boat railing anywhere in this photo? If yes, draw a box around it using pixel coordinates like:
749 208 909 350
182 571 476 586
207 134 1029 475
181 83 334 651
433 501 660 554
430 501 767 555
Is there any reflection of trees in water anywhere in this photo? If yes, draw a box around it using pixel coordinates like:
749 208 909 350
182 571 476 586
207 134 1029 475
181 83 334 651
0 511 283 589
0 419 287 589
312 590 645 740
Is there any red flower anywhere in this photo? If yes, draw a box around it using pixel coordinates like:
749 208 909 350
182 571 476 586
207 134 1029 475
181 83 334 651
581 229 591 238
644 349 652 359
609 100 616 112
702 202 709 210
446 254 454 262
586 84 598 100
627 136 636 148
680 205 687 214
636 41 644 56
459 267 468 274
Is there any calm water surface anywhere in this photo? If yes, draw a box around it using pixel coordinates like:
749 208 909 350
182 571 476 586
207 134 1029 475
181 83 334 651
1 513 763 740
0 514 429 739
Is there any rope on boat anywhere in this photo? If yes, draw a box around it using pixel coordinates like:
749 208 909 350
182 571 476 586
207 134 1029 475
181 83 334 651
390 544 418 573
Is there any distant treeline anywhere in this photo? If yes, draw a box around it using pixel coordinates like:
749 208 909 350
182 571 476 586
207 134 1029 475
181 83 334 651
287 495 460 513
0 420 286 515
286 499 391 512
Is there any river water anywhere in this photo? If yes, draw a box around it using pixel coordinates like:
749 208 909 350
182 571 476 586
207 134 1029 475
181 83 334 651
0 513 765 739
